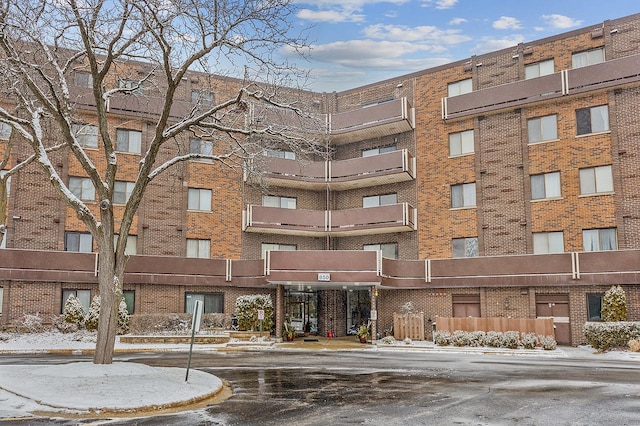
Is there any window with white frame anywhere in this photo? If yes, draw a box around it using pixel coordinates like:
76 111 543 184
261 243 296 259
452 237 478 258
65 231 93 252
69 177 95 201
0 122 12 140
75 71 93 88
114 234 137 255
528 114 558 143
583 228 617 251
116 129 142 154
362 145 396 157
114 181 135 204
264 149 295 160
580 165 613 195
363 242 398 259
262 195 296 209
449 130 474 156
187 188 212 211
525 59 555 79
72 124 98 148
62 289 91 314
533 231 564 254
531 172 561 200
572 47 604 69
123 290 135 314
185 292 224 314
451 183 476 208
191 89 215 106
186 238 210 258
447 78 472 97
363 193 397 208
576 105 609 135
189 138 213 159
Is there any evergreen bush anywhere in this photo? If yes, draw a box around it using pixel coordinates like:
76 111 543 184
62 294 86 327
584 321 640 350
235 294 274 332
84 295 101 331
521 332 539 349
601 285 627 322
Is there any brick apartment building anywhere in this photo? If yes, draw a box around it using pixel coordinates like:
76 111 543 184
1 13 640 345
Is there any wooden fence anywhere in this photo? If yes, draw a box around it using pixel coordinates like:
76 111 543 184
393 313 425 340
435 317 554 337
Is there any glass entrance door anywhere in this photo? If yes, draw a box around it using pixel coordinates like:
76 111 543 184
347 290 371 333
285 290 318 334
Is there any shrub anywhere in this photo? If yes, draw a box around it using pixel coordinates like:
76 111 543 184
235 295 274 332
53 315 79 333
584 322 640 350
404 337 412 345
501 331 521 349
539 335 557 350
62 295 86 327
601 285 627 322
84 296 101 332
482 331 503 348
629 340 640 352
117 298 130 335
20 313 44 333
433 330 452 346
380 336 396 345
451 330 468 347
467 331 486 347
521 332 538 349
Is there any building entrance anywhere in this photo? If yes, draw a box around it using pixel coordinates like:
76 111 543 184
285 289 318 334
347 289 371 333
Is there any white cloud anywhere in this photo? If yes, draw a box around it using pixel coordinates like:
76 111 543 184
363 23 472 45
420 0 458 9
541 14 583 29
449 17 468 25
471 35 525 54
493 16 522 30
297 8 365 22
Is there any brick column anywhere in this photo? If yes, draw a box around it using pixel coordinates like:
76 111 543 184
275 284 283 341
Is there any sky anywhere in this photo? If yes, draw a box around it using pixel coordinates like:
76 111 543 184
288 0 640 92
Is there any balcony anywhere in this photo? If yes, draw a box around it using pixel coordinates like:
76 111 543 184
249 149 416 191
328 97 415 144
242 203 417 236
442 53 640 120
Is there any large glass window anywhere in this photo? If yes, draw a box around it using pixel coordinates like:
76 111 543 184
62 289 91 314
69 177 95 201
261 243 296 259
579 165 613 195
123 290 135 314
114 181 135 204
531 172 561 200
572 47 604 69
116 129 142 154
525 59 554 79
576 105 609 135
447 78 472 97
65 231 93 252
452 237 478 258
363 193 397 208
72 124 98 148
363 243 398 259
188 188 212 211
583 228 617 251
185 292 224 314
451 183 476 208
528 115 557 143
533 231 564 254
187 238 210 258
0 122 12 140
114 234 137 255
362 145 396 157
265 149 295 160
586 293 603 321
449 130 474 156
189 138 213 159
75 71 93 88
263 195 296 209
191 89 215 106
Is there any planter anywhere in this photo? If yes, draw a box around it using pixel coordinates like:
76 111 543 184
359 337 368 343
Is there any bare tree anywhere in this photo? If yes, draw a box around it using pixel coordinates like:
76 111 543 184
0 0 324 364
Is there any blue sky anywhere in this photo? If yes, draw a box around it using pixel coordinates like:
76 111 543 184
286 0 640 92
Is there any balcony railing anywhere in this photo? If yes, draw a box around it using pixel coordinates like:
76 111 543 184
328 97 415 144
242 203 417 236
442 53 640 120
249 149 416 190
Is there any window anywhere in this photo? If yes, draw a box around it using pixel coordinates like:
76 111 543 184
65 231 93 252
114 234 137 255
363 243 398 259
525 59 554 79
528 115 558 143
452 237 478 258
189 138 213 159
586 293 603 321
123 290 135 314
72 124 98 148
447 78 472 97
362 145 396 157
531 172 561 200
451 183 476 208
191 89 215 106
188 188 212 211
261 243 296 259
116 129 142 154
449 130 474 156
583 228 617 251
185 292 223 314
69 177 95 201
62 289 91 314
262 195 296 209
576 105 609 135
118 78 144 94
580 165 613 195
572 47 604 69
533 231 564 254
264 149 295 160
363 193 397 208
75 71 93 88
0 122 12 139
187 238 210 258
113 181 135 204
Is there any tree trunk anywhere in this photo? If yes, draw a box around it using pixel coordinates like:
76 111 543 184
93 248 122 364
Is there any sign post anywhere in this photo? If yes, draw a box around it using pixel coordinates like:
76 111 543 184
257 309 265 338
185 299 203 382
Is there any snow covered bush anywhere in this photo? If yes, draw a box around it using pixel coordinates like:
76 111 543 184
482 331 503 348
380 336 396 345
601 285 627 322
433 330 452 346
83 295 130 335
117 298 130 335
53 315 79 333
521 332 539 349
451 330 470 347
501 331 521 349
467 331 486 347
539 335 557 350
584 321 640 350
19 313 44 333
235 294 274 332
404 337 412 345
62 295 86 328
